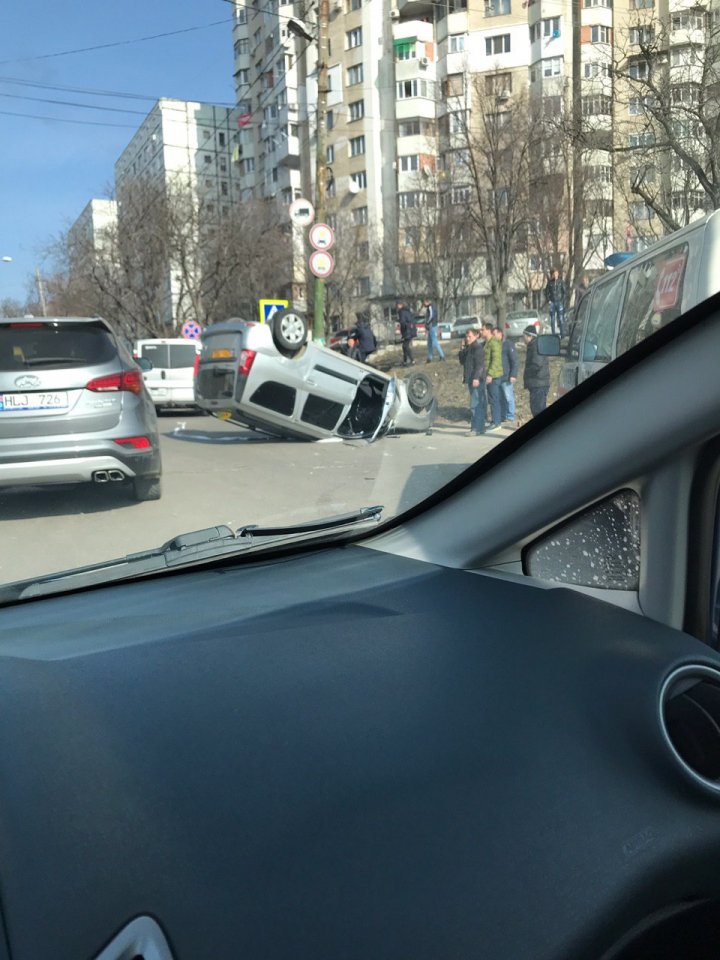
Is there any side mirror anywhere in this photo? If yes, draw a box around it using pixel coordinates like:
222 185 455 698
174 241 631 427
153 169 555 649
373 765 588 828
582 341 598 362
136 357 153 372
536 334 561 357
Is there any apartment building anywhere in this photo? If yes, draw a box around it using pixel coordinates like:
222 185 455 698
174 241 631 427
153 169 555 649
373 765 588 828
114 98 241 327
67 199 118 267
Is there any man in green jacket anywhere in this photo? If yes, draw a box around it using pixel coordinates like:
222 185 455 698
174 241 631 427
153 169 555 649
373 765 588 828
481 321 504 432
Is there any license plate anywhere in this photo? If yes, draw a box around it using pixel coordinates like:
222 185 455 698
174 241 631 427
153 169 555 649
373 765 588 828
216 410 232 420
0 392 69 411
212 348 233 359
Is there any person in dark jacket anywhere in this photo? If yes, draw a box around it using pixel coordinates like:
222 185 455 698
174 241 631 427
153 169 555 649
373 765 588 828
493 326 518 422
397 300 416 367
353 315 377 362
545 269 567 338
522 324 550 417
458 328 486 435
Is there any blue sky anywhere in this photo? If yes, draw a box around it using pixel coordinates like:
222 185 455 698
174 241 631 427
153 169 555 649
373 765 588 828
0 1 236 302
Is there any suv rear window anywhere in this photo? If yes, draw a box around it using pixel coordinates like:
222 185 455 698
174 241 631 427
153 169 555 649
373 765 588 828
0 323 117 371
140 342 198 368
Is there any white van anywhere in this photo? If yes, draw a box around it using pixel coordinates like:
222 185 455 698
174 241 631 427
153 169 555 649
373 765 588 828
557 210 720 396
134 338 200 412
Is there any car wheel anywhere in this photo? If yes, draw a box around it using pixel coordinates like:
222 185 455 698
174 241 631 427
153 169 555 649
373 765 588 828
133 476 162 502
272 309 308 355
405 371 434 410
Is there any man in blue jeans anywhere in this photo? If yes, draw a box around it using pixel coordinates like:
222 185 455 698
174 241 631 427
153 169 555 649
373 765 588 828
493 326 518 422
424 298 445 363
545 269 566 338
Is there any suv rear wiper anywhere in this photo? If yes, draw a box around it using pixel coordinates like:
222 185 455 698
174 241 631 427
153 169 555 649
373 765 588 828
1 505 384 603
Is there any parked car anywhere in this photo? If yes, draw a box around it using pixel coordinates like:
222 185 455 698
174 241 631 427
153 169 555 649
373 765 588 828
504 308 549 339
0 316 162 501
438 320 454 340
450 315 481 339
194 310 436 441
134 338 201 412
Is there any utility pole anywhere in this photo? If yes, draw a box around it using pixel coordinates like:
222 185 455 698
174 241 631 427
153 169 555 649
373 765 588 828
313 0 330 342
35 266 47 317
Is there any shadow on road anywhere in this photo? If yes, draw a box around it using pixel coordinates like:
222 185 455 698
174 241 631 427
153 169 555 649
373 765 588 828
0 482 138 520
163 426 301 444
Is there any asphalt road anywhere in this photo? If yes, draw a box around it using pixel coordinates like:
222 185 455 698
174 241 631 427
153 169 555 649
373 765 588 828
1 413 507 586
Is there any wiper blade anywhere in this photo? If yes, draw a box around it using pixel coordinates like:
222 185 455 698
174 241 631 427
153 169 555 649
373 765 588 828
1 506 384 603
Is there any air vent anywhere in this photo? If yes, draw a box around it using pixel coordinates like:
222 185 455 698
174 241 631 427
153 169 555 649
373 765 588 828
94 916 175 960
660 665 720 792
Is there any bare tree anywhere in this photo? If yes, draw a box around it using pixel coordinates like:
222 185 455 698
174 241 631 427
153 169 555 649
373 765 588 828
614 8 720 231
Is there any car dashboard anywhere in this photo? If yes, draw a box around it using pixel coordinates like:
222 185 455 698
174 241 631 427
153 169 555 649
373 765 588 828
0 544 719 959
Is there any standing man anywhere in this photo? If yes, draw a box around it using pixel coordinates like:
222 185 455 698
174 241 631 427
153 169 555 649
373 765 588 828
424 297 445 363
493 326 518 423
574 274 590 306
523 324 551 417
397 300 416 367
481 320 503 433
458 328 486 436
545 268 567 338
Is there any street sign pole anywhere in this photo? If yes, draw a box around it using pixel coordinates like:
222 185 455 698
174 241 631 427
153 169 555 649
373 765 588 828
313 0 330 344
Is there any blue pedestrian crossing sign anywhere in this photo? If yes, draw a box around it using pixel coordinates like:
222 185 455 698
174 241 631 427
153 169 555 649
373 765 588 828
258 299 289 324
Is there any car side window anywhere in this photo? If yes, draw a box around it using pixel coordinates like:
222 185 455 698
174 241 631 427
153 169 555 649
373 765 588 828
616 242 690 358
524 490 641 590
710 489 720 648
582 275 625 364
567 294 591 362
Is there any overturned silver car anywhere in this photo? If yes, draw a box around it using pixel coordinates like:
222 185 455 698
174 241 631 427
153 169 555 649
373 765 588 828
194 312 436 441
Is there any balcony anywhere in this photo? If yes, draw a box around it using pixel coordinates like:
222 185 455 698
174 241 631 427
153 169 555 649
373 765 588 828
396 0 435 19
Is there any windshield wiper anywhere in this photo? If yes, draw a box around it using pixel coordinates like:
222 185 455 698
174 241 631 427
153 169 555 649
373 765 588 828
0 505 384 603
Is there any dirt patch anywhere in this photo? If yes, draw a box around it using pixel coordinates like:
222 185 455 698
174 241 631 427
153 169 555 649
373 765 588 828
371 339 561 427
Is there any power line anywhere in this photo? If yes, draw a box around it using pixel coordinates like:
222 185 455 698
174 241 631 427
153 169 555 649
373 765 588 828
0 91 150 116
0 17 234 66
218 0 318 29
0 108 138 129
0 74 234 108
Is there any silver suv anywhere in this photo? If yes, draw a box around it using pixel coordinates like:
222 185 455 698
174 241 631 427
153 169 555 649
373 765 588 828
0 317 162 501
194 311 436 441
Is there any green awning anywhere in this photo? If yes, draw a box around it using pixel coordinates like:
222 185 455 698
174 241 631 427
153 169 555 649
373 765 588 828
394 38 416 57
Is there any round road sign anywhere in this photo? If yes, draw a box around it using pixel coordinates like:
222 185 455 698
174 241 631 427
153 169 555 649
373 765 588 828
182 320 202 340
308 222 335 251
289 198 315 227
309 250 335 279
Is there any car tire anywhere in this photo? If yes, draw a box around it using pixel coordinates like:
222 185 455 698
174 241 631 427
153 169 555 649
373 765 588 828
405 371 434 410
272 309 308 355
133 476 162 502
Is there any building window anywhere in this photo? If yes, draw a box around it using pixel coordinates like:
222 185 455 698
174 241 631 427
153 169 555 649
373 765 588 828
396 79 429 99
628 131 655 147
235 7 248 23
352 170 368 189
485 0 511 16
347 63 364 85
543 16 561 37
585 164 613 182
243 157 255 173
485 34 511 55
449 34 466 52
448 110 468 133
352 206 369 225
630 201 655 220
444 73 464 96
203 154 212 165
452 185 471 204
235 68 249 84
221 181 229 195
358 241 369 259
349 99 365 121
584 0 612 6
350 135 366 156
529 22 540 42
629 25 655 44
346 27 363 48
582 95 612 115
590 25 611 43
218 132 226 147
399 154 420 172
326 144 334 163
394 38 417 60
629 0 653 5
327 110 334 130
671 11 704 29
219 157 227 172
485 72 512 96
350 0 361 8
583 61 610 78
234 38 249 55
355 276 371 297
628 57 649 79
542 57 563 77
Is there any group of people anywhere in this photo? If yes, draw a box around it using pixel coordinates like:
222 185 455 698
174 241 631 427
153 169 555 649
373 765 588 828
395 297 446 367
459 320 550 436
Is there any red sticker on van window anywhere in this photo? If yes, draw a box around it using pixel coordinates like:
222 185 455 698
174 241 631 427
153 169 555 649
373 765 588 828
653 253 687 312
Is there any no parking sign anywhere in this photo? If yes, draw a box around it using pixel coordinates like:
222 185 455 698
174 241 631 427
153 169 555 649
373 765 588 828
182 320 202 340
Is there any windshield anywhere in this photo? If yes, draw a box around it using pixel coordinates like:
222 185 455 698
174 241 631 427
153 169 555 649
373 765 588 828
1 1 719 593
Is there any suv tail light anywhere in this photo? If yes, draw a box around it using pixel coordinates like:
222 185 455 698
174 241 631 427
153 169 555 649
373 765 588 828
86 371 143 395
193 353 200 378
238 349 256 377
113 436 151 450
